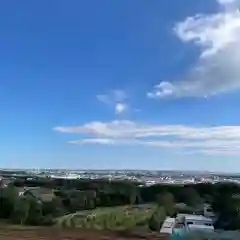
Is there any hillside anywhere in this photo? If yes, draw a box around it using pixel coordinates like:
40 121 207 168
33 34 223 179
0 226 169 240
56 204 156 230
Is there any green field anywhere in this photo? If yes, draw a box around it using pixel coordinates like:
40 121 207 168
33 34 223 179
56 204 156 231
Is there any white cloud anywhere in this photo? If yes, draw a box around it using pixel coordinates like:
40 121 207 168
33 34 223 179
97 90 127 114
69 138 116 145
68 138 140 146
115 103 127 114
148 0 240 98
96 95 111 105
54 120 240 155
218 0 240 7
97 90 127 104
112 90 127 102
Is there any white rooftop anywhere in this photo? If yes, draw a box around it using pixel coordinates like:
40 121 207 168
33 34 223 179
185 214 212 222
160 217 176 234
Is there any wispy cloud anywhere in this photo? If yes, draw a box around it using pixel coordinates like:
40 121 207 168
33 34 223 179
148 0 240 99
97 90 128 115
115 103 126 114
69 138 116 145
54 120 240 156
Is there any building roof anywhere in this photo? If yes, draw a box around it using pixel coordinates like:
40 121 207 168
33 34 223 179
185 214 212 222
160 217 176 234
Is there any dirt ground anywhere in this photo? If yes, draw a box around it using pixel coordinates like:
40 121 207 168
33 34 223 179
0 226 169 240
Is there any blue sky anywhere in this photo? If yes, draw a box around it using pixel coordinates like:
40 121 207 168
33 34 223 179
1 0 240 171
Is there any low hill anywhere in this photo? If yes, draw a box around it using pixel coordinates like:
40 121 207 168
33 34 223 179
56 204 156 231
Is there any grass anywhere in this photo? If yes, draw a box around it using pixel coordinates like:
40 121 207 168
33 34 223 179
56 204 156 231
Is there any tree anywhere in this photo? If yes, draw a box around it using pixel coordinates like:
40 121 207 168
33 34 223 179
181 187 203 207
212 193 240 230
129 186 142 205
12 196 30 225
0 184 19 218
203 194 213 204
157 192 175 217
231 213 240 230
158 192 174 205
84 190 96 209
42 196 65 217
148 207 166 231
26 197 43 225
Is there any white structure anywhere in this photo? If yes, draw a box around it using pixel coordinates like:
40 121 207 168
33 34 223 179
50 173 80 179
184 214 214 233
160 217 176 234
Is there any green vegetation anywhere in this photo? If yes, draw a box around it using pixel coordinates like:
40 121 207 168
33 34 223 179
148 206 166 231
1 177 240 231
57 204 155 231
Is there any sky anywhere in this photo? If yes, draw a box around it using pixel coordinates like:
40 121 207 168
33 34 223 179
1 0 240 172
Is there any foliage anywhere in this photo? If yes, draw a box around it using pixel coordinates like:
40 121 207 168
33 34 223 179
12 196 30 225
0 186 59 226
212 193 240 230
56 205 154 231
2 177 240 230
148 206 166 231
157 191 176 217
181 187 203 207
42 196 66 217
0 184 19 218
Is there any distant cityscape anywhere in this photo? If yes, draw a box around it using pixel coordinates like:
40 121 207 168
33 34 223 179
1 169 240 186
